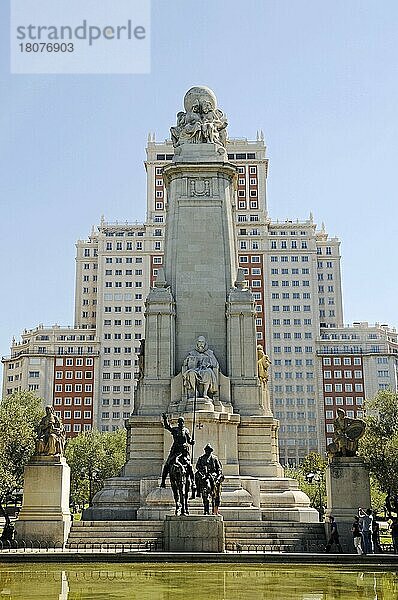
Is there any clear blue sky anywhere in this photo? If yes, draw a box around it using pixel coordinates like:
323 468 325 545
1 0 398 367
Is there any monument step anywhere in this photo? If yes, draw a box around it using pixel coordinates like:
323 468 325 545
66 519 326 549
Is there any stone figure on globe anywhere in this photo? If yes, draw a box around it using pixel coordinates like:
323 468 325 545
170 86 228 152
182 336 219 399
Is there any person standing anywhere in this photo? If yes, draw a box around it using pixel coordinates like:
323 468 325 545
390 517 398 554
359 508 373 554
372 512 382 553
352 515 363 555
325 516 343 553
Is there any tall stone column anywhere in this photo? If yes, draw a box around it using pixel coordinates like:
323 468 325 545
134 268 175 416
226 270 268 416
163 158 237 375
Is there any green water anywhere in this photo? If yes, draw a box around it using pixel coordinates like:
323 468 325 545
0 563 397 599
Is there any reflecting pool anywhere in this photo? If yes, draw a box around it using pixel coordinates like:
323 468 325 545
0 563 397 599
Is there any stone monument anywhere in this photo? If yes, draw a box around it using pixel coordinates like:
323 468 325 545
86 87 317 534
15 406 71 545
325 408 370 552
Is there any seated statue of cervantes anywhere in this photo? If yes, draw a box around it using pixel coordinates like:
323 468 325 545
182 336 219 399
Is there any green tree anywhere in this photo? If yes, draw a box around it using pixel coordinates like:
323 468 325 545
0 391 44 531
284 451 327 519
65 428 126 509
359 390 398 516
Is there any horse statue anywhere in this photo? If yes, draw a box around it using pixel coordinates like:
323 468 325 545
169 445 195 516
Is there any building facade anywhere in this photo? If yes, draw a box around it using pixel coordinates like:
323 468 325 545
317 322 398 448
2 135 397 454
1 325 99 436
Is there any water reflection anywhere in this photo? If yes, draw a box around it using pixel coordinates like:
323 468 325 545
0 564 397 600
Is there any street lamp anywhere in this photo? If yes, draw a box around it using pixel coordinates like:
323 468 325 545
306 471 324 522
80 467 99 507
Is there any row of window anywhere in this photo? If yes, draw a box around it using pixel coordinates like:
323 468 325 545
57 410 92 419
274 398 315 405
274 411 316 419
103 373 132 380
236 164 257 175
270 241 309 249
270 268 310 274
105 281 143 288
323 357 361 365
103 293 142 301
66 423 91 433
273 333 313 340
274 385 315 392
55 384 92 392
103 360 134 367
104 257 143 264
239 255 261 263
324 383 363 392
323 370 362 379
238 178 258 186
274 359 313 366
103 348 139 354
272 306 312 312
104 230 145 237
101 412 131 419
102 386 132 393
280 425 317 433
324 396 363 405
104 269 144 276
236 215 259 222
273 346 313 353
272 293 311 300
279 440 318 448
239 241 260 249
103 321 141 328
271 281 311 287
54 397 92 405
104 333 141 340
274 372 314 379
55 371 92 380
101 398 131 405
270 230 308 236
272 319 312 326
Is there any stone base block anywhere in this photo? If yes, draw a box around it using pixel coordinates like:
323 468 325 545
83 477 140 521
15 518 71 546
325 456 371 553
15 456 71 545
164 515 225 552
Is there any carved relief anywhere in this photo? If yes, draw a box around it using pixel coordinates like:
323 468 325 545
190 178 211 197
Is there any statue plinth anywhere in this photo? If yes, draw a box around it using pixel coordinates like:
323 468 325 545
173 142 227 162
15 455 71 545
325 456 371 552
164 514 225 552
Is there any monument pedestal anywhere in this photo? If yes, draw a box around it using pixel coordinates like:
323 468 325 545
164 514 225 552
325 456 371 552
15 456 71 545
